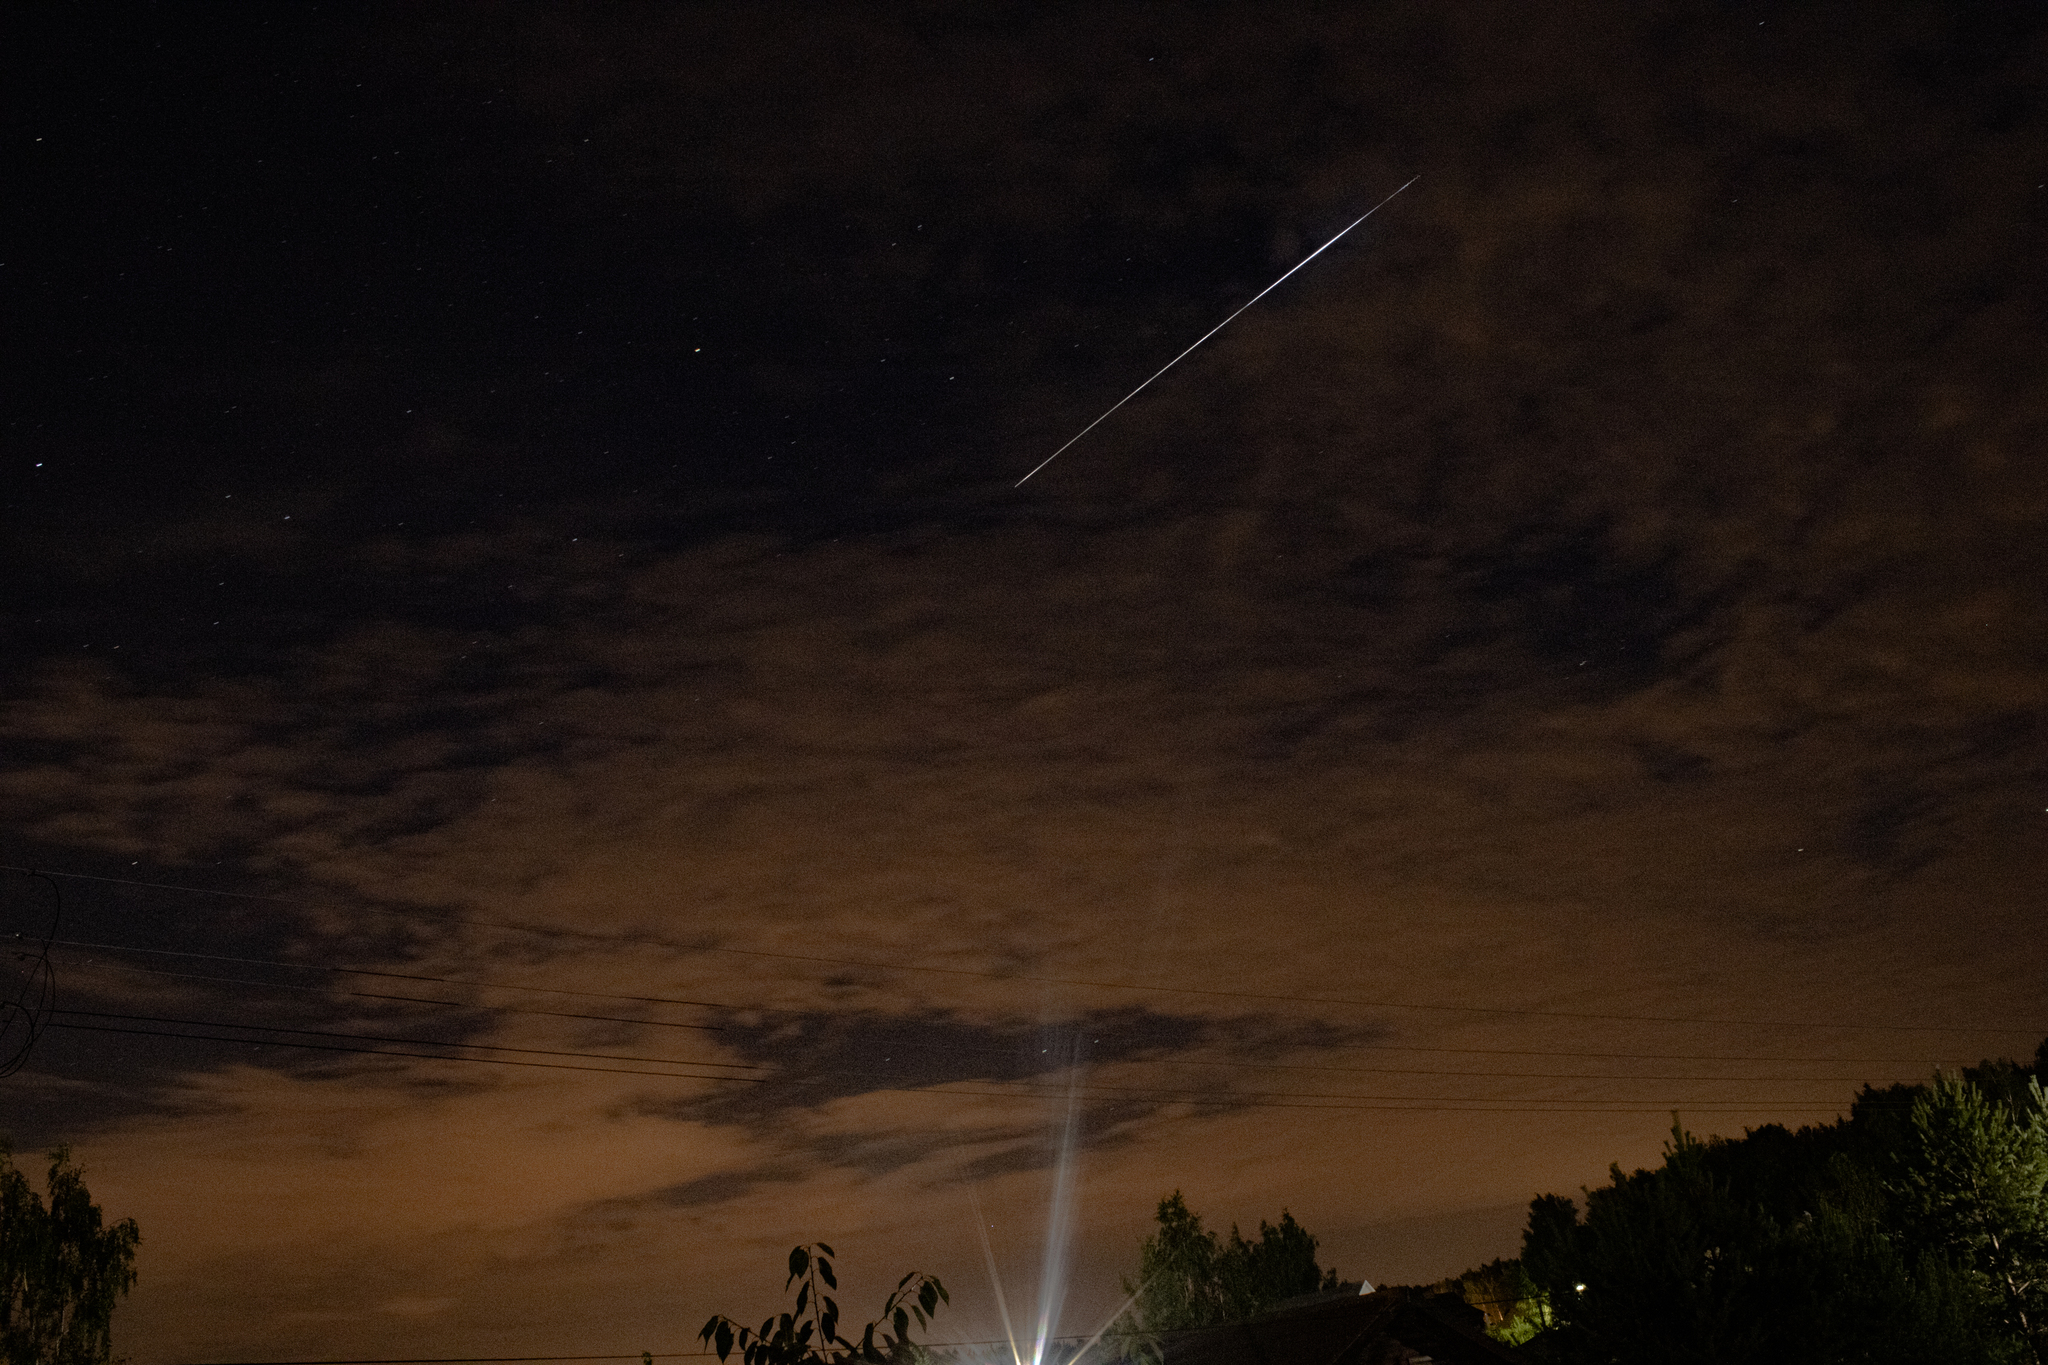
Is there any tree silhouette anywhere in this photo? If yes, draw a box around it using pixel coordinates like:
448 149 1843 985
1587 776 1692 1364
1516 1052 2048 1364
0 1142 140 1365
1113 1192 1336 1362
699 1244 947 1365
1894 1073 2048 1364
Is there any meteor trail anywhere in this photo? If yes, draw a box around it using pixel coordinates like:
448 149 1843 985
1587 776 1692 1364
1015 176 1417 487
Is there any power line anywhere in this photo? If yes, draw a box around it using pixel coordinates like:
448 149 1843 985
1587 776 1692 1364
193 1312 1695 1365
623 943 2042 1036
182 1350 712 1358
890 1086 1857 1114
22 866 2041 1037
41 1022 1867 1115
61 954 730 1035
54 957 1917 1086
184 1334 1144 1365
48 943 2000 1079
53 1009 768 1074
5 866 300 904
46 1022 765 1084
48 1009 1879 1112
0 868 60 1077
826 1076 1866 1112
53 938 745 1015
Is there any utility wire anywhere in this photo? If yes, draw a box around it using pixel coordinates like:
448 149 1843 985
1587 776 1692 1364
49 1009 1876 1111
609 941 2043 1036
41 1023 1865 1114
48 942 2001 1074
3 866 301 903
185 1331 1245 1365
0 869 60 1076
56 954 1931 1086
46 1022 765 1084
52 937 743 1015
195 1313 1677 1365
183 1357 721 1364
902 1086 1870 1114
52 1009 767 1073
21 866 2040 1037
185 1357 708 1364
60 954 729 1034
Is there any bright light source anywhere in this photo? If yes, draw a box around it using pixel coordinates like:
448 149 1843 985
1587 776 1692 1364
972 1035 1142 1365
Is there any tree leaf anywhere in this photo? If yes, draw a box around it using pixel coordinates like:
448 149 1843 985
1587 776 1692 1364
788 1246 810 1284
819 1257 838 1289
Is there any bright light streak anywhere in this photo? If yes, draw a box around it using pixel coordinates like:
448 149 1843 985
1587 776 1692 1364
973 1032 1147 1365
972 1186 1027 1365
1061 1279 1149 1365
1030 1067 1085 1365
1014 176 1418 487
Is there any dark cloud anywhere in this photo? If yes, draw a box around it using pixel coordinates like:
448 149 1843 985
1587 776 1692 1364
689 1006 1384 1121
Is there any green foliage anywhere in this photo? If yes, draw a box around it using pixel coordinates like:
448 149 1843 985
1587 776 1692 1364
0 1142 140 1365
1892 1072 2048 1362
1121 1192 1219 1343
1215 1206 1337 1322
1510 1045 2048 1365
1438 1258 1549 1345
699 1243 948 1365
1112 1192 1336 1361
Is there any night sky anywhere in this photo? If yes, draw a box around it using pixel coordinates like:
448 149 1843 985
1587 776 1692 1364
5 3 2046 1361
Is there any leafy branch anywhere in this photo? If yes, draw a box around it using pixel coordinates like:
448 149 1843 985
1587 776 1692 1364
699 1243 948 1365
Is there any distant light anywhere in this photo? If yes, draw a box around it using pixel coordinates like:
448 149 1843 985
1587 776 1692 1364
1575 1283 1587 1293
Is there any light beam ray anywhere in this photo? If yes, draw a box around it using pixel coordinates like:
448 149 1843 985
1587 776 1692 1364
1030 1048 1086 1365
1060 1277 1150 1365
971 1186 1027 1365
1014 176 1417 487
